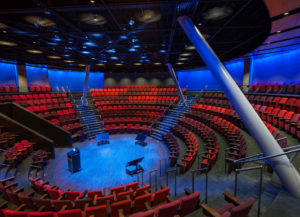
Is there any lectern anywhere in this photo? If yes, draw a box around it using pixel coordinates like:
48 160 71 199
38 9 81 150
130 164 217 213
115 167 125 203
67 148 81 173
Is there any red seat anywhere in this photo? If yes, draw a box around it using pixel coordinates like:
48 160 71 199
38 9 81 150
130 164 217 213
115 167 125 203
178 192 200 216
125 182 139 191
29 212 56 217
152 187 170 206
132 193 152 213
47 188 64 200
57 209 83 217
111 199 131 217
154 200 181 217
87 190 103 199
85 205 108 217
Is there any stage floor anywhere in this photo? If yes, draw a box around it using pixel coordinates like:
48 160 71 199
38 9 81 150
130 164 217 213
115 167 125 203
45 134 169 191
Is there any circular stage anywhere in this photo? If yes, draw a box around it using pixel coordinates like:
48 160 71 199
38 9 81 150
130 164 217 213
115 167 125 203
45 134 169 191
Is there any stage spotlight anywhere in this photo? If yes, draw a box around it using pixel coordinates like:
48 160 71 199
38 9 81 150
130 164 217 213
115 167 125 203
136 10 161 23
25 16 56 27
79 13 107 25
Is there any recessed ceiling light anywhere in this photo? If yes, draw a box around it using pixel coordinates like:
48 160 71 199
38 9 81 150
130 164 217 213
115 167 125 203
0 22 8 29
96 63 104 66
276 30 281 33
283 12 289 16
198 23 202 26
90 0 95 3
115 63 123 66
185 45 195 50
0 40 17 46
26 49 43 54
180 53 192 56
153 62 162 65
25 16 56 27
33 41 36 44
2 30 7 34
134 63 142 66
204 6 233 20
136 9 161 23
48 55 61 59
64 60 74 63
78 64 86 67
178 58 188 61
176 62 184 65
79 13 107 25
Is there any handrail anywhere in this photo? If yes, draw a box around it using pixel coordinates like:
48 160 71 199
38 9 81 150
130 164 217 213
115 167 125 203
166 169 177 196
233 146 300 164
234 165 263 217
159 159 168 176
136 170 144 186
149 170 158 191
191 167 208 203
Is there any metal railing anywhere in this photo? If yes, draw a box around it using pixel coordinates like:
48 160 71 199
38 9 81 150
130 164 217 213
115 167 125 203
136 170 144 186
224 145 241 173
159 159 168 176
166 169 177 196
191 167 208 203
149 170 158 191
234 165 263 217
196 151 209 169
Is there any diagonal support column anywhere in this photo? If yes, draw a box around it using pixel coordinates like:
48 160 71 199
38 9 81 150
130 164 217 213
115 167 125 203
82 65 90 105
178 16 300 197
166 63 187 106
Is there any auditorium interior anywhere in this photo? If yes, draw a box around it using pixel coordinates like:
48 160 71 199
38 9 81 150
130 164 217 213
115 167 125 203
0 0 299 217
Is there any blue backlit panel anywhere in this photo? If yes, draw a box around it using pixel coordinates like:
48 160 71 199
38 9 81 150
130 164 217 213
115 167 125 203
0 62 17 85
252 48 300 83
26 65 49 85
177 59 244 91
89 72 104 89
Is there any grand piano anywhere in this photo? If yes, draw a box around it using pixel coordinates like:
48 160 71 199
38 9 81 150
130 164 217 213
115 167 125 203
126 157 144 176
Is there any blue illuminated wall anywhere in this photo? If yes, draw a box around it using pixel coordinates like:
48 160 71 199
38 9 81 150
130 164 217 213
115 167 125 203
0 62 17 85
26 66 49 85
177 59 244 91
48 69 104 91
252 48 300 83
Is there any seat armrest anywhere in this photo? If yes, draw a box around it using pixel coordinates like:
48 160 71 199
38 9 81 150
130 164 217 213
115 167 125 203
166 195 174 202
201 203 221 217
16 204 26 211
223 191 243 205
0 176 15 184
145 202 152 210
184 188 193 195
38 205 46 212
0 201 8 209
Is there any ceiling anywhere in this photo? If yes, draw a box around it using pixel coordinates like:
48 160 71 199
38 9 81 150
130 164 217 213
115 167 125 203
0 0 271 73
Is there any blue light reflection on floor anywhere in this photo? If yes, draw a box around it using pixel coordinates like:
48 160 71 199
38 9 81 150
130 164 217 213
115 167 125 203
48 134 169 191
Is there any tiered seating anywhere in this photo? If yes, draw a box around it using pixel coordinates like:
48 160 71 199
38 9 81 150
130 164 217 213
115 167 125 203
92 85 179 135
171 125 198 173
28 84 52 92
162 133 180 166
178 117 219 171
1 177 200 217
0 84 18 93
247 81 300 95
0 93 83 137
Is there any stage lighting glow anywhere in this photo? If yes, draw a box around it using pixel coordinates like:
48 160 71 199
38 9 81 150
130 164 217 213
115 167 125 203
133 45 140 48
132 38 139 43
120 35 127 40
25 16 56 27
52 36 63 42
110 56 118 60
83 41 97 46
64 54 70 57
107 49 116 53
160 49 167 53
129 48 136 52
81 51 91 54
91 33 103 37
48 55 61 59
129 18 135 26
0 40 17 46
140 55 147 59
26 49 43 54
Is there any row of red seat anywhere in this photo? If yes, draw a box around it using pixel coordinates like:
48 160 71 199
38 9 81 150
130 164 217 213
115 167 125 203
248 83 300 95
103 84 176 88
28 85 52 92
91 87 176 93
162 133 180 166
0 84 18 93
91 92 177 97
94 100 175 107
0 176 201 217
105 124 152 135
170 125 198 173
102 116 159 126
98 105 166 112
178 117 219 172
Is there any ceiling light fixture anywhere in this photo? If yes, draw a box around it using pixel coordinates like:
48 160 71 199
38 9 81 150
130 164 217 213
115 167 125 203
185 45 195 50
0 40 17 46
115 63 123 66
96 63 104 66
134 63 142 66
78 64 86 67
176 62 184 65
25 16 56 27
178 58 188 61
64 60 74 63
79 13 107 25
48 55 61 59
283 12 289 16
204 6 233 20
153 62 162 65
0 22 8 29
26 49 43 54
180 53 192 56
136 9 161 23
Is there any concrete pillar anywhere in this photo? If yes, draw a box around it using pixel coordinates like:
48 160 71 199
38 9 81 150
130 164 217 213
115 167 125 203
82 65 90 105
178 15 300 198
243 56 251 92
166 63 186 106
17 64 28 93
